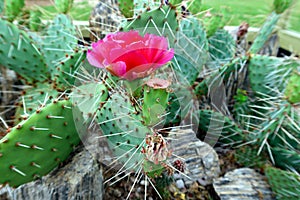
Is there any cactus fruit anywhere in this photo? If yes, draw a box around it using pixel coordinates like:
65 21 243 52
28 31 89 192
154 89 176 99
54 0 73 14
0 100 81 187
265 167 300 199
118 0 134 18
0 19 49 83
4 0 24 22
285 71 300 103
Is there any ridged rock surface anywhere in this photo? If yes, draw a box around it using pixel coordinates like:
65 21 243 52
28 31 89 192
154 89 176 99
0 146 103 200
169 129 221 186
213 168 275 200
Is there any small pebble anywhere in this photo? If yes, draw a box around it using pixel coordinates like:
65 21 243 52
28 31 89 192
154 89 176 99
176 179 185 189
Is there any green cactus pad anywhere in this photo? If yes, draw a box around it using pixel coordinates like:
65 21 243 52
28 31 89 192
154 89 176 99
235 145 268 168
72 82 108 121
164 82 196 127
0 100 81 187
96 92 150 170
54 0 73 14
198 109 244 146
173 17 208 84
194 57 245 97
122 5 178 43
0 19 49 83
186 0 202 15
265 167 300 199
285 71 300 104
119 0 134 18
40 14 77 73
52 50 86 91
273 0 293 14
29 9 42 32
248 12 280 54
248 102 300 170
248 55 298 96
4 0 24 22
143 160 165 179
208 29 235 65
272 147 300 172
14 83 59 124
0 0 3 14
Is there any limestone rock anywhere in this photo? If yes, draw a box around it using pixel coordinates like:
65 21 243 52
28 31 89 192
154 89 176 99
0 146 103 200
213 168 275 200
169 129 221 186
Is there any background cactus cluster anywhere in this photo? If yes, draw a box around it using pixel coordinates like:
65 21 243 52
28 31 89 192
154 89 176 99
0 0 299 199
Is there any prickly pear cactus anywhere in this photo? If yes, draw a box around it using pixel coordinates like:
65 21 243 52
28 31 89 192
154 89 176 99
122 5 178 41
285 71 300 103
0 100 81 187
55 0 73 14
118 0 134 18
0 19 49 84
14 83 59 124
96 92 150 169
40 14 77 72
4 0 24 22
265 167 300 199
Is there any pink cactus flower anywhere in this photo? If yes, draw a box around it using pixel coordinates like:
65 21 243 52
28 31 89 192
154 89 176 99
87 30 174 81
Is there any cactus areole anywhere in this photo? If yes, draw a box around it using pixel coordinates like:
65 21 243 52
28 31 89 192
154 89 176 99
87 30 174 80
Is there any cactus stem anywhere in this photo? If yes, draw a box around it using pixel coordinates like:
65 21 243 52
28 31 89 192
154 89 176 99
10 166 26 176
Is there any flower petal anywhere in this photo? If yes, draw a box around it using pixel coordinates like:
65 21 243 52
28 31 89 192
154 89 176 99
106 61 127 77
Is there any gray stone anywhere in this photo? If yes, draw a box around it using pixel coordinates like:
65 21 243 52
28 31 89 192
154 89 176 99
213 168 275 200
0 146 103 200
169 129 220 186
175 179 185 189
